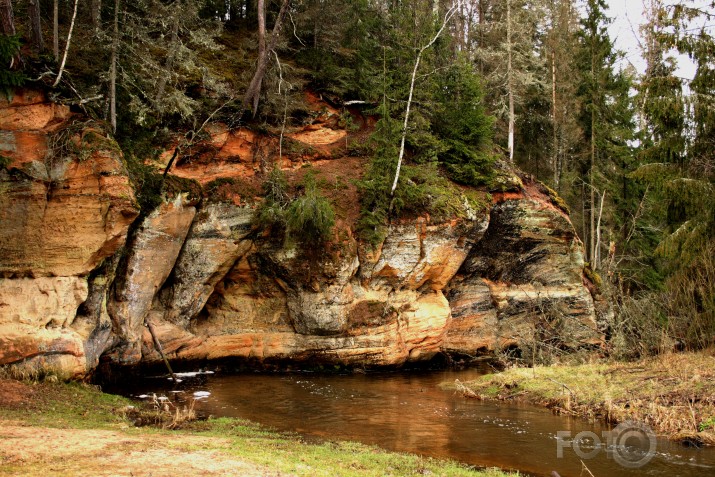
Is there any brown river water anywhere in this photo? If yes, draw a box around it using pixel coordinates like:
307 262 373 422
126 368 715 477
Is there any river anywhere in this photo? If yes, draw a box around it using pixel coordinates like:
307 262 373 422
125 367 715 476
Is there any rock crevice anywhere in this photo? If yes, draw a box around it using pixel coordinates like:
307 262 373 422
0 90 602 378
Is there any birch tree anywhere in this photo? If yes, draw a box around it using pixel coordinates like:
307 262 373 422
390 0 462 197
53 0 79 87
109 0 119 132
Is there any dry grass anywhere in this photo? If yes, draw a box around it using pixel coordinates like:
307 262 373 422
120 394 198 429
446 351 715 446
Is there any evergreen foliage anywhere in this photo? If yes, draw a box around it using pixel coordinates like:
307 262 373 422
286 172 336 245
1 0 713 350
255 168 335 246
255 166 290 236
0 34 24 96
432 60 496 186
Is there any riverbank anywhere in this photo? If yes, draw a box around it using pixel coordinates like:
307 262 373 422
0 378 513 477
445 352 715 446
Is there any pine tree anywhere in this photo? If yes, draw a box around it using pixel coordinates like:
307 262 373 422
633 0 714 269
111 0 226 128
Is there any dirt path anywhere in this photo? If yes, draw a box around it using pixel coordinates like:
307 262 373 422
0 420 288 477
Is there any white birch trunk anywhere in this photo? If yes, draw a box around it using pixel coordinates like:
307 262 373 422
390 0 462 197
110 0 119 133
507 0 514 163
53 0 80 87
595 189 605 269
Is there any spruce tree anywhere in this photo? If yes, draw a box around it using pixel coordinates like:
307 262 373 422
572 0 635 269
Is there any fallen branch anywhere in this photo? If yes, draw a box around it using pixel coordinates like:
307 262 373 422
547 377 575 396
145 317 178 384
453 379 479 398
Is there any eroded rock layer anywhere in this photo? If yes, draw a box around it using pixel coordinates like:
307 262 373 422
0 90 139 377
0 90 602 378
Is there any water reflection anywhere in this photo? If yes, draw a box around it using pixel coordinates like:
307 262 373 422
130 369 715 477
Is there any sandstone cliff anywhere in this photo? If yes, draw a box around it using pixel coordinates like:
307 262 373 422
0 90 139 377
0 90 602 378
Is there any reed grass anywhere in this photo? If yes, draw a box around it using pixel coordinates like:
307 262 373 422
445 351 715 446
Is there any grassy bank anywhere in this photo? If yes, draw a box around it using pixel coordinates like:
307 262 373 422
444 352 715 446
0 378 514 477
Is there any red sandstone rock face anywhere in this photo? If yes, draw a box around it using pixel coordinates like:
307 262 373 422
0 90 601 376
0 90 139 378
128 182 601 369
0 92 138 277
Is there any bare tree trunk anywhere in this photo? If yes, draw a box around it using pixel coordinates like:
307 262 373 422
595 189 605 269
0 0 15 36
273 50 288 162
242 0 291 116
590 105 596 264
506 0 514 163
28 0 43 53
390 1 462 198
477 0 484 73
581 182 586 254
589 37 596 264
551 51 559 188
257 0 267 70
53 0 80 87
91 0 102 31
145 318 178 383
155 5 181 109
110 0 120 132
53 0 59 60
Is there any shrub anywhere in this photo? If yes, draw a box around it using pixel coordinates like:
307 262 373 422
254 167 290 235
610 240 715 358
286 173 335 245
664 240 715 350
262 166 289 205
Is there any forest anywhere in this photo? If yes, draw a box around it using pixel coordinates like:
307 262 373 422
1 0 714 358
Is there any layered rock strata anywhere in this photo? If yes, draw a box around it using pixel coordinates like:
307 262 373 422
0 90 602 378
0 90 139 377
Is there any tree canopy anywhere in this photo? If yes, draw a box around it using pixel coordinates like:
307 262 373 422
1 0 713 352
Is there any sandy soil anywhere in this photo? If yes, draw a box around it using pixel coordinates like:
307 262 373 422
0 378 289 476
0 420 287 477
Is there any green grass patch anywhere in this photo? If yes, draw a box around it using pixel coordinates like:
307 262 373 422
187 416 512 477
0 379 515 476
0 381 133 429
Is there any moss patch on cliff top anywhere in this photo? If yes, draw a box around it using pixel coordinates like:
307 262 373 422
0 379 515 477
